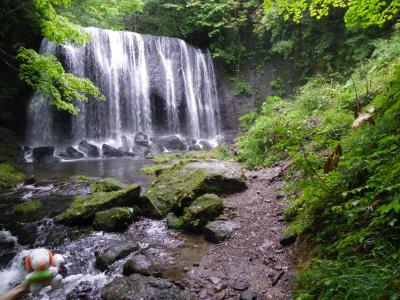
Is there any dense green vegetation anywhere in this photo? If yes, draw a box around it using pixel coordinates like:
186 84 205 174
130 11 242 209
0 0 141 115
237 27 400 299
128 0 386 77
1 0 399 298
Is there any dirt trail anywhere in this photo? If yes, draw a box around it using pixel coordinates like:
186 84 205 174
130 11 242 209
181 165 294 299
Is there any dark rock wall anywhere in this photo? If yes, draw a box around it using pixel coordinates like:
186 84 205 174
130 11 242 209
215 58 297 143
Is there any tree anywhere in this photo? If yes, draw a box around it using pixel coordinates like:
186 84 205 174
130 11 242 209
128 0 260 73
263 0 400 28
1 0 141 114
60 0 142 30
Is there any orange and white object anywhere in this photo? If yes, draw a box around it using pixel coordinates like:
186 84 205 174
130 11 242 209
24 248 63 295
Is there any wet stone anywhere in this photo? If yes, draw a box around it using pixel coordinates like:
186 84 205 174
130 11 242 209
95 241 139 271
78 140 100 158
240 290 262 300
208 276 222 285
101 274 190 300
231 280 249 291
204 221 239 243
279 233 297 247
66 281 93 300
123 254 162 277
102 144 124 158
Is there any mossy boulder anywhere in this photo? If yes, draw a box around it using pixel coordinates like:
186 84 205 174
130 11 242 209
12 200 43 222
166 212 183 230
90 178 124 193
55 184 142 225
93 207 136 232
169 194 223 232
0 163 25 191
146 161 246 217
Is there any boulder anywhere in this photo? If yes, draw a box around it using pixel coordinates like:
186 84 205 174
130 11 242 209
102 144 124 158
187 139 201 151
90 178 124 193
55 184 142 225
78 140 100 158
166 212 183 230
146 161 246 217
32 146 55 162
134 132 149 147
122 255 162 277
189 144 201 151
93 207 136 232
154 135 186 151
204 221 239 243
11 200 43 222
279 232 297 247
59 146 85 160
95 241 140 271
148 142 164 155
199 140 212 150
132 145 150 158
240 291 263 300
66 281 93 300
101 274 189 300
178 194 224 232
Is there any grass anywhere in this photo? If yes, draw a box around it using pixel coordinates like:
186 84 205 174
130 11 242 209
0 163 25 190
142 145 234 176
12 200 43 221
236 30 400 299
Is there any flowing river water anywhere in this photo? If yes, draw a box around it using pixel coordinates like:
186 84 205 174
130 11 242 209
0 158 210 299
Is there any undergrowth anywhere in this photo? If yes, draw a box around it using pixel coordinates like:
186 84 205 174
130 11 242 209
0 163 25 191
237 30 400 299
143 146 234 176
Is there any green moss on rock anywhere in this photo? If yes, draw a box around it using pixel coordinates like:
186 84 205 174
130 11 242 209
166 212 184 229
93 207 136 232
0 163 25 191
12 200 43 222
55 183 141 225
90 178 124 193
146 161 246 217
180 194 224 231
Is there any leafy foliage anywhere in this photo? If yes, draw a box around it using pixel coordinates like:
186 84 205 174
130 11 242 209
0 0 141 114
234 79 252 97
263 0 400 28
32 0 89 44
18 47 104 114
60 0 142 30
0 163 25 190
128 0 262 72
237 31 400 298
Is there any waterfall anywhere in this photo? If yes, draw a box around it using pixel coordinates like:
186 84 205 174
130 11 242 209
27 27 221 148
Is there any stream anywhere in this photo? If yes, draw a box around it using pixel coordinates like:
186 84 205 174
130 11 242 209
0 158 210 299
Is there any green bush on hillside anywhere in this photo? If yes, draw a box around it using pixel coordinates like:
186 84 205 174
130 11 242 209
237 32 400 299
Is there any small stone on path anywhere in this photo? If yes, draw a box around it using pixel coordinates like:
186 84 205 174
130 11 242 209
231 280 249 291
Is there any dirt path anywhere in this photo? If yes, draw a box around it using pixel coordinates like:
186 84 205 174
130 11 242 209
182 165 294 299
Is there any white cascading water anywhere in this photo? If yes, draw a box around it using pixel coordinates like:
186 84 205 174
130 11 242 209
27 27 221 148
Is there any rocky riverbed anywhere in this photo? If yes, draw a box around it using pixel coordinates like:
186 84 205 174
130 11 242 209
0 157 294 299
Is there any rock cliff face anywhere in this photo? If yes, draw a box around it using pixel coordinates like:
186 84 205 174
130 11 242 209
215 59 297 143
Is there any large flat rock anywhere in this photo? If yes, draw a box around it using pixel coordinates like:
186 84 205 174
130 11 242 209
146 161 246 217
55 184 142 225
